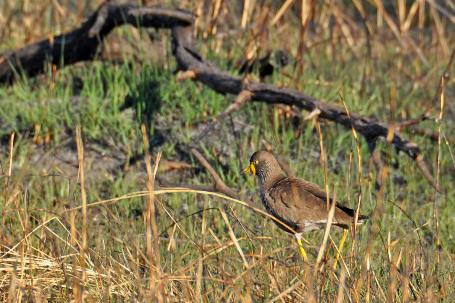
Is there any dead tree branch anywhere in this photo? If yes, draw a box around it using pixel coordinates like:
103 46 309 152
0 3 194 83
190 148 240 199
172 25 420 159
171 22 440 191
0 2 441 190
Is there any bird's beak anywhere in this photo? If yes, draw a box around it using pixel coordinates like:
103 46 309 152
243 163 256 175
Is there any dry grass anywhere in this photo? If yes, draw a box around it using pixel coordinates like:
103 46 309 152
1 0 454 302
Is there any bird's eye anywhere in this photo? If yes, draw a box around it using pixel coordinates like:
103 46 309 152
254 160 259 164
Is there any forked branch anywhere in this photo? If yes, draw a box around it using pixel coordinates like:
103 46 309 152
0 1 441 190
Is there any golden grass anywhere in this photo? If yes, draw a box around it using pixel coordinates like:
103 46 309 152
1 0 454 301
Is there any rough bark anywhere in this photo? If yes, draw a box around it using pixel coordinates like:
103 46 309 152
0 1 439 190
0 3 194 83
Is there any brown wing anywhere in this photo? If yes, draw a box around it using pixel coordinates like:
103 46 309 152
267 178 355 229
292 179 336 203
293 178 369 222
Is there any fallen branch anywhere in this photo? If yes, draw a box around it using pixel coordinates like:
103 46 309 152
0 1 441 190
0 2 194 83
173 26 420 158
190 148 240 200
157 148 261 207
171 21 440 191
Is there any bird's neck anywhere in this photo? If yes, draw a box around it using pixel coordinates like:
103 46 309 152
259 170 286 191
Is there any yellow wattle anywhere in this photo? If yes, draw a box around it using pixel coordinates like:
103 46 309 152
243 163 256 175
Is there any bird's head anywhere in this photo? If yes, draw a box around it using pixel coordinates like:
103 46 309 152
243 150 283 181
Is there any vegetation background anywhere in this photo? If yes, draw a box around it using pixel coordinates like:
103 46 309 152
0 0 454 301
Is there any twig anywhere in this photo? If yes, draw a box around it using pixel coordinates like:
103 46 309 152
395 114 430 132
416 154 440 192
176 70 196 81
219 208 249 268
190 148 240 199
7 133 14 178
190 90 252 144
75 126 87 297
303 108 321 121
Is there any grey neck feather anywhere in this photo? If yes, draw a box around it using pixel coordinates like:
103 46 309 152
258 163 286 191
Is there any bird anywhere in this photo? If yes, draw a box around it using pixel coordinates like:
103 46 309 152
243 150 368 263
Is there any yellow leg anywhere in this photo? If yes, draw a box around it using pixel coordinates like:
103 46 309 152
295 233 308 262
333 229 349 269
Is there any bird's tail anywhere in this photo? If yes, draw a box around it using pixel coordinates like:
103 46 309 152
356 214 369 224
337 204 369 224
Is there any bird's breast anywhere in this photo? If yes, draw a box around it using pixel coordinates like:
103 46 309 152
260 190 275 215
